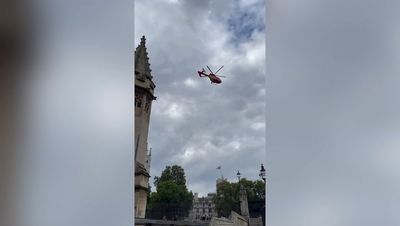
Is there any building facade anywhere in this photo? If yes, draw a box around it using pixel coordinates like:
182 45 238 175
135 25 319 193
189 193 217 221
135 36 156 218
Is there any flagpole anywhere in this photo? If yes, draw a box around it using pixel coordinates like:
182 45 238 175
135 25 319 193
216 166 223 179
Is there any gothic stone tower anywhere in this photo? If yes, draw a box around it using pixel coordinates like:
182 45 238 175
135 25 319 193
135 35 156 218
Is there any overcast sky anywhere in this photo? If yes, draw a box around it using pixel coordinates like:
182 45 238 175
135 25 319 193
135 0 266 196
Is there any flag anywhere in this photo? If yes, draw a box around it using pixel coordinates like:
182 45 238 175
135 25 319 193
216 166 221 170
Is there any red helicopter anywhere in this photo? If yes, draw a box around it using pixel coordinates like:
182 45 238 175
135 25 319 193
197 65 226 84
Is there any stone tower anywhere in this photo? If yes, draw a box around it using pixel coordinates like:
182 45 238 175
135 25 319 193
135 35 156 218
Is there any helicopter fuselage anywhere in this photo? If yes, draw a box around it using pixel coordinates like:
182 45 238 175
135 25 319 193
197 71 222 84
208 74 221 84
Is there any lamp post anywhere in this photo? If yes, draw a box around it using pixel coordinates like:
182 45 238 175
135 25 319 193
236 170 241 216
236 170 249 219
258 164 266 226
259 164 266 182
237 170 242 214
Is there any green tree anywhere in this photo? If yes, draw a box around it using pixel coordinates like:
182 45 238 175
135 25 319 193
147 165 193 220
213 180 240 217
154 165 186 187
146 183 153 215
214 178 265 220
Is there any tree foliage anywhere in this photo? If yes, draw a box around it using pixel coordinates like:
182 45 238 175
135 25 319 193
154 165 186 187
213 180 240 217
146 165 193 220
214 178 265 220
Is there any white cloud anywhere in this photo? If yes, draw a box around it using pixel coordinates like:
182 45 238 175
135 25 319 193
183 77 199 88
258 88 266 96
166 103 184 119
229 141 241 150
181 147 196 162
251 122 265 131
239 0 262 8
166 0 180 4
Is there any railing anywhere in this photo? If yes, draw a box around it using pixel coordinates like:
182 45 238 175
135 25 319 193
135 218 209 226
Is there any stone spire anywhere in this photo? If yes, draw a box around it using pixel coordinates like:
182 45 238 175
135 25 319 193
135 35 153 80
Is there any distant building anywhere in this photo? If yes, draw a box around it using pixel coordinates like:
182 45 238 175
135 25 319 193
189 193 217 221
188 176 228 221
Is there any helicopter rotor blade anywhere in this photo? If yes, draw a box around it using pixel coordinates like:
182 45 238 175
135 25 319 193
206 65 214 74
214 65 224 75
217 75 226 78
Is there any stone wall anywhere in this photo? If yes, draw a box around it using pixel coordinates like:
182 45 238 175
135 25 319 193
230 211 248 226
210 217 233 226
135 189 148 218
248 217 263 226
209 211 248 226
